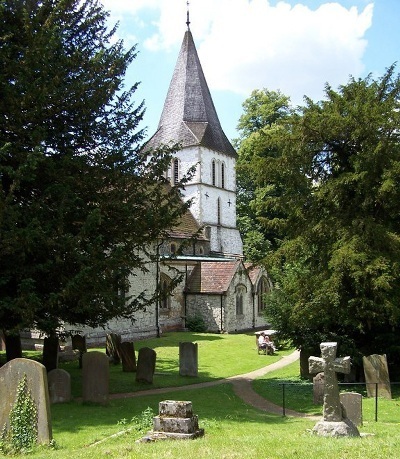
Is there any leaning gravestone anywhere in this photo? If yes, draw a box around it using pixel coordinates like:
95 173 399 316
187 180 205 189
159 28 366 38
363 354 392 399
82 352 109 405
313 372 325 405
120 341 136 372
136 347 156 384
179 342 198 377
48 369 71 404
340 392 362 427
0 358 52 444
309 342 360 437
106 333 122 365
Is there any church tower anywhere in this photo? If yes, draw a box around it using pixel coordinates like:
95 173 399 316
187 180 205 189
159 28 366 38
146 17 243 257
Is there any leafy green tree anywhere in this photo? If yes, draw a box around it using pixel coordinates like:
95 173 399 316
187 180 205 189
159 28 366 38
255 67 400 368
235 89 292 262
0 0 189 345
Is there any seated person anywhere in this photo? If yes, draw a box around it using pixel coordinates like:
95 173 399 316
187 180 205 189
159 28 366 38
258 332 268 349
264 334 276 352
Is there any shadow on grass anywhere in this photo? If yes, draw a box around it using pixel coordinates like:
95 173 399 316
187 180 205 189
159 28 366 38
51 383 295 440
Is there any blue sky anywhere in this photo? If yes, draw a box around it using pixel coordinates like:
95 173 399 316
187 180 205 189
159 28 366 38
101 0 400 142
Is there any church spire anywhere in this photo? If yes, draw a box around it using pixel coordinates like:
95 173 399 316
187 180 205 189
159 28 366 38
146 25 236 157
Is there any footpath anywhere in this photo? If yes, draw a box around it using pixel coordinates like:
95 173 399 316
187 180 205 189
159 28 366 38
110 350 313 418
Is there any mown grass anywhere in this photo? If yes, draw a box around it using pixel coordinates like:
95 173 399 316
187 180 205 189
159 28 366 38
1 332 399 459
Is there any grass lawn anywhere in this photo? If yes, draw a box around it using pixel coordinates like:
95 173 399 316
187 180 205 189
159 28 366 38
1 332 399 459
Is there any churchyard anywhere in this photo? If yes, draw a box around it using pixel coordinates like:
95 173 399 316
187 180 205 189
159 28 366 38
0 332 399 458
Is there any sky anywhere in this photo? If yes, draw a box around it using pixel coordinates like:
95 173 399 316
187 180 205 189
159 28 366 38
100 0 400 142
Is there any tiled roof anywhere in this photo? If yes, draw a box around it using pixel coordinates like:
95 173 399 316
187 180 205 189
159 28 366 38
169 207 206 240
186 260 240 294
145 30 236 157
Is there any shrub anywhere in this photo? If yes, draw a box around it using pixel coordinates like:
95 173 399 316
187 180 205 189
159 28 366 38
186 314 207 332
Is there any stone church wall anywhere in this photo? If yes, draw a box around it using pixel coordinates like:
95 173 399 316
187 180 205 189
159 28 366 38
185 294 223 333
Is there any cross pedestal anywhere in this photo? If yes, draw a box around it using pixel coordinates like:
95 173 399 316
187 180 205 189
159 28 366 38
309 342 360 437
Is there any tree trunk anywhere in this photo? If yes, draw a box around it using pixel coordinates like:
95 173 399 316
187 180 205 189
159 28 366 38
4 332 22 361
42 335 59 372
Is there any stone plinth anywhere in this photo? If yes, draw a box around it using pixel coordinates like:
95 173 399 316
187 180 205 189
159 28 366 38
139 400 204 442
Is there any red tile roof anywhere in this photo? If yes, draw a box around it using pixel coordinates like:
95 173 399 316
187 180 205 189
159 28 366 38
186 261 240 294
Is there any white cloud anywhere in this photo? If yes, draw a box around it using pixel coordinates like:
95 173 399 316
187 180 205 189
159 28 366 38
100 0 374 104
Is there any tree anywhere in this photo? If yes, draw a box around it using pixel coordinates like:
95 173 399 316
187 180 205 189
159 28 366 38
243 68 400 371
235 89 292 262
0 0 190 346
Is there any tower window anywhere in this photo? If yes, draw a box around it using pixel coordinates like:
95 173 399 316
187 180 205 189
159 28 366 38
173 158 179 185
221 162 225 189
217 198 221 225
212 160 216 186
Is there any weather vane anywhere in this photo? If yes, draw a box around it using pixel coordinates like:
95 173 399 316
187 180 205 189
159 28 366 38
186 1 190 30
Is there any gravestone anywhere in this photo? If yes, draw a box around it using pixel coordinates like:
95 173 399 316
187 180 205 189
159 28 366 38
106 333 122 365
139 400 204 442
136 347 156 384
313 372 325 405
363 354 392 399
42 336 59 372
340 392 362 427
120 341 136 372
0 331 5 351
71 334 87 369
309 342 360 437
0 358 52 444
82 352 109 405
179 342 198 377
48 369 71 404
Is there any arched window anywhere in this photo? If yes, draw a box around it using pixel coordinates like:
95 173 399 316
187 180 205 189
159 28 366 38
217 198 221 225
170 243 177 254
221 162 225 189
257 277 270 314
236 285 246 315
173 158 179 185
212 160 216 186
160 274 172 310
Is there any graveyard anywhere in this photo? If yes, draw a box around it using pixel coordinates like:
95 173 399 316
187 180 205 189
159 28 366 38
0 332 399 459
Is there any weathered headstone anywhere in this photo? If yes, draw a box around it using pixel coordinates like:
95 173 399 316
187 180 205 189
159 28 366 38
363 354 392 399
82 352 109 405
340 392 362 427
309 342 359 437
71 334 87 369
136 347 156 384
48 369 71 404
42 336 59 372
106 333 122 365
120 341 136 372
0 358 52 444
139 400 204 442
179 342 198 377
313 372 325 405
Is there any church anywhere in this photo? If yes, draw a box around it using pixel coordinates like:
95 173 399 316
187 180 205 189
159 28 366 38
71 20 271 344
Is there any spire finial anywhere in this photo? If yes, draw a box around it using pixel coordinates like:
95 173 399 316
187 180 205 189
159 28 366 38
186 1 190 30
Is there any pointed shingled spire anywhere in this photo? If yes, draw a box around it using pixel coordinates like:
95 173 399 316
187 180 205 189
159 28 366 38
146 29 236 157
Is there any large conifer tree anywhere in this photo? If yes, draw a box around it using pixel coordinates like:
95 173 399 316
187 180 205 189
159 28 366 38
0 0 189 340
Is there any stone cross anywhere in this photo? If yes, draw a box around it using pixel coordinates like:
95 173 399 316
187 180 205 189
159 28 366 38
309 342 351 422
